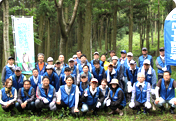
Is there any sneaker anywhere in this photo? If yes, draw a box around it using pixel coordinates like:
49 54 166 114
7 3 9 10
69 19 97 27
116 108 123 116
170 108 175 114
152 104 156 111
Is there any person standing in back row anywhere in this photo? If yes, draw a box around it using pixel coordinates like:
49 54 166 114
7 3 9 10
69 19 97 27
138 47 153 68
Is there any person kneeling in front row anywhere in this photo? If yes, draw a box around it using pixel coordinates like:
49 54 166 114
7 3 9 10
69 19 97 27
80 78 104 116
106 79 126 116
56 76 79 118
129 73 151 114
35 76 57 116
15 80 35 114
0 78 17 116
155 71 176 114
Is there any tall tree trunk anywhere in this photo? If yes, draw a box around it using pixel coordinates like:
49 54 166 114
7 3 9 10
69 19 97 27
46 19 50 59
129 0 133 52
146 9 150 51
99 17 103 50
83 0 92 61
105 17 108 52
157 0 160 56
38 15 45 53
112 7 117 52
77 11 83 51
2 0 10 65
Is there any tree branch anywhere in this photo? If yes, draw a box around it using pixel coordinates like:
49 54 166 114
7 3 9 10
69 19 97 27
67 0 79 33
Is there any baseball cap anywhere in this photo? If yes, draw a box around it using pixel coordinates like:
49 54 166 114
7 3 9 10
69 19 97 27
127 52 133 56
143 59 150 65
68 58 74 62
159 47 164 51
110 79 119 85
8 56 15 60
130 60 136 65
81 73 88 78
73 55 77 58
142 47 147 51
46 65 54 70
94 52 99 55
108 62 114 67
91 78 98 83
121 50 126 54
15 67 21 71
47 57 53 62
55 60 61 64
112 56 118 60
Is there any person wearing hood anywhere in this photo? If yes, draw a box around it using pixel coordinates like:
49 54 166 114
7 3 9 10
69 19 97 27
43 65 60 91
9 67 26 92
0 78 17 116
129 73 151 114
106 79 126 116
1 56 16 86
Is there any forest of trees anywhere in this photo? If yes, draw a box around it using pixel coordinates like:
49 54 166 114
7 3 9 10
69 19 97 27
0 0 176 71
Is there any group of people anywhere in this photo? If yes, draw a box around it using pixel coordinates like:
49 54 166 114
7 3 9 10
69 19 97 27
0 47 175 117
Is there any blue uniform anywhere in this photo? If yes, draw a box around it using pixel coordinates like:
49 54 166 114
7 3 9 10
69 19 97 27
105 70 118 84
83 87 100 106
92 66 104 85
90 60 103 68
156 56 171 74
79 82 89 96
109 88 126 107
135 81 149 103
29 75 42 91
60 84 77 108
60 74 75 85
1 87 15 102
38 84 54 103
138 55 153 68
77 62 91 74
127 67 139 85
5 65 15 81
160 78 175 101
80 72 92 82
138 67 157 89
35 62 48 75
43 72 60 91
60 64 69 74
12 74 25 91
21 87 33 102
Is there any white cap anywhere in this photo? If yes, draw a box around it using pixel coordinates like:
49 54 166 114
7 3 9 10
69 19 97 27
68 58 74 62
73 55 77 58
112 56 118 60
91 78 98 83
110 79 119 85
47 57 53 62
46 65 54 69
94 52 99 55
143 59 150 65
130 60 136 65
127 52 133 56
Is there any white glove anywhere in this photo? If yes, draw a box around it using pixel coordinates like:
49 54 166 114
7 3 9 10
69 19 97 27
50 101 55 107
127 81 132 93
151 89 155 95
43 98 49 104
106 99 111 107
129 102 135 108
162 67 167 71
96 102 101 108
3 102 7 106
145 102 151 109
84 91 88 97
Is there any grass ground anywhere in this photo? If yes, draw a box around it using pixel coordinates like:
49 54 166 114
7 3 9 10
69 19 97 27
0 61 176 121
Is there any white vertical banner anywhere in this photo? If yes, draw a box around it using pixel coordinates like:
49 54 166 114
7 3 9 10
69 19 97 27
13 16 35 74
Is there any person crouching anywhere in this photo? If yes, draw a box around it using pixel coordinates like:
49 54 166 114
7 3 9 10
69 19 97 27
106 79 126 116
129 73 151 114
0 78 17 116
